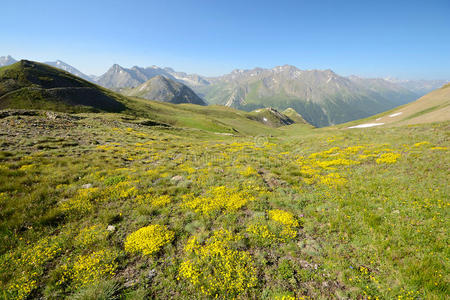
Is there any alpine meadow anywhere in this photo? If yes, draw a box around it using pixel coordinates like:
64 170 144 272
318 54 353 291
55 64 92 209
0 1 449 299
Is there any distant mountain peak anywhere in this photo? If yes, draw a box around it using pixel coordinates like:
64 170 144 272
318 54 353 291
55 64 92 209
272 64 298 72
0 55 17 67
44 60 93 82
123 75 206 106
231 69 245 74
96 63 210 89
152 74 170 81
111 64 124 71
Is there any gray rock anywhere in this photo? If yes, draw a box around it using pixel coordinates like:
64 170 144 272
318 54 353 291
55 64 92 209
146 269 157 281
171 175 184 183
45 111 58 120
124 279 138 288
81 183 93 189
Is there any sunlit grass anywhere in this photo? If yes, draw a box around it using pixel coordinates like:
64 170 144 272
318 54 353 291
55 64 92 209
0 112 448 299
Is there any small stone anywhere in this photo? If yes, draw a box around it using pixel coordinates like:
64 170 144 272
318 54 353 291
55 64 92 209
124 279 138 288
147 269 157 281
170 175 184 182
107 225 116 232
81 183 93 189
46 111 58 120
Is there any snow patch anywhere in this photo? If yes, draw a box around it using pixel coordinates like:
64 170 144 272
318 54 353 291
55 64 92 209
376 118 382 121
389 112 403 117
348 123 384 129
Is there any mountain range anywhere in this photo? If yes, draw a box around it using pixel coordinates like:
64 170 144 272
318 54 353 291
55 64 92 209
1 55 448 127
194 66 422 126
384 77 449 95
0 60 304 134
96 63 208 90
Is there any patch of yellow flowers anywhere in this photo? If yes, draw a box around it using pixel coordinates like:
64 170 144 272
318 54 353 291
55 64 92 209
74 225 107 248
239 166 258 177
316 158 360 169
376 152 401 164
5 237 63 299
124 224 174 256
60 187 99 214
247 209 301 244
269 209 300 240
178 229 257 297
151 195 172 207
246 223 278 243
182 186 255 216
298 144 403 186
319 172 348 186
19 164 36 171
57 249 117 290
135 194 172 207
269 209 299 228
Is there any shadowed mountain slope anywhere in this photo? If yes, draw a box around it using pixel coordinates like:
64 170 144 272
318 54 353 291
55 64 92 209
0 60 127 113
122 75 206 105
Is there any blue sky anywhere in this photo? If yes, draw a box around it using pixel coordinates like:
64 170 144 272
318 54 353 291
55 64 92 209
1 0 449 79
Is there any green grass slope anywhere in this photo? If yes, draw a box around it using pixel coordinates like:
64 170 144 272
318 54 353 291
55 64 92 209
282 107 308 124
340 83 450 128
247 107 297 128
0 60 127 113
0 111 447 299
117 96 300 136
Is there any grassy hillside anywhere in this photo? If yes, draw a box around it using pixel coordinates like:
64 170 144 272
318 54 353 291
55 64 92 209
118 97 304 135
0 108 448 299
0 60 127 113
340 83 450 128
247 107 296 127
282 108 308 124
0 62 448 299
